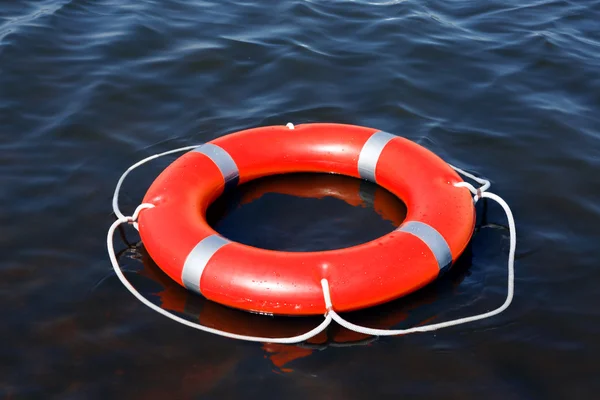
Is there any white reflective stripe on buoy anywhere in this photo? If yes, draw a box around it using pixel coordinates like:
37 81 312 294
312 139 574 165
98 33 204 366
181 235 232 294
357 131 396 183
194 143 239 191
397 221 453 271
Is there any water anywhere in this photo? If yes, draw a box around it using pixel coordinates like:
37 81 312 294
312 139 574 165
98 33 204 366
2 0 600 398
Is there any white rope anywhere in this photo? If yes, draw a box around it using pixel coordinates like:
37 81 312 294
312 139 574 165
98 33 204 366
448 164 491 193
107 141 515 342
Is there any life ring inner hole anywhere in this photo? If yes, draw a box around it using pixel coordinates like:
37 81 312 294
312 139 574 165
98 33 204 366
205 172 407 252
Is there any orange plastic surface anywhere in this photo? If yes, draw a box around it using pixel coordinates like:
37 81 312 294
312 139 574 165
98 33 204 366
138 123 475 315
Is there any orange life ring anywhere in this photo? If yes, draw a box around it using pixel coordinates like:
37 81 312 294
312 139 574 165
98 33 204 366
138 123 475 316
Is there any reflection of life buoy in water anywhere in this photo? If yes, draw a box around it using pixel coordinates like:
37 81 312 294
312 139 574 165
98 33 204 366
120 173 475 372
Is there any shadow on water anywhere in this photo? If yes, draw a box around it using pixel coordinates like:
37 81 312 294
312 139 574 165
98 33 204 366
110 172 498 373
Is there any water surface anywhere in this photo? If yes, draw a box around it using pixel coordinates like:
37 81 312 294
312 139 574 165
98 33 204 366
2 0 600 398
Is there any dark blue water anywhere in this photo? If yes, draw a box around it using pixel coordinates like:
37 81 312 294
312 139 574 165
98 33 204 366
3 0 600 398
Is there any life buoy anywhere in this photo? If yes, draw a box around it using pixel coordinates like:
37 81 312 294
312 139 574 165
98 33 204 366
138 123 475 316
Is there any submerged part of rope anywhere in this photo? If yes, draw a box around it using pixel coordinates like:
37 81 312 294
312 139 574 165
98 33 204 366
107 140 515 343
